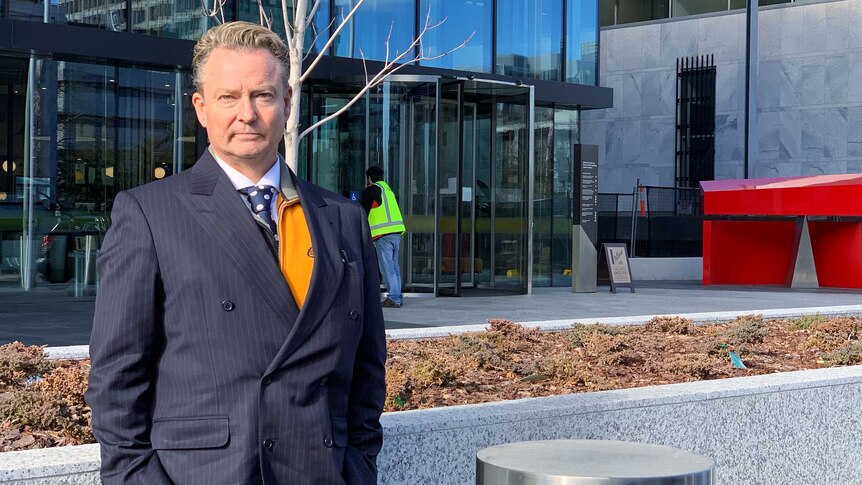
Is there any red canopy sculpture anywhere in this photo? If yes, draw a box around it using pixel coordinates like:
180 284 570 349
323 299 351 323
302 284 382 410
701 174 862 288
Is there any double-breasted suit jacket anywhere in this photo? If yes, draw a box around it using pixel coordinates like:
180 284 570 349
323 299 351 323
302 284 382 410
86 151 386 485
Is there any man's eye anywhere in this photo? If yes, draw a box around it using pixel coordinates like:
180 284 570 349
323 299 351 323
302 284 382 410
218 95 234 101
257 93 274 99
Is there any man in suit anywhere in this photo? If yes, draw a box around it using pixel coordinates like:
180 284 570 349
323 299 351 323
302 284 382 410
86 21 386 485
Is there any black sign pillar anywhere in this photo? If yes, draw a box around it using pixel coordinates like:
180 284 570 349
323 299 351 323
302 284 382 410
572 144 599 293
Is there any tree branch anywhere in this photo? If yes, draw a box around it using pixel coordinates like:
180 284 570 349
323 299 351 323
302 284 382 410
201 0 228 24
384 19 393 64
257 0 273 29
305 0 321 28
304 15 337 61
359 47 369 86
300 0 366 83
281 0 294 46
298 5 473 142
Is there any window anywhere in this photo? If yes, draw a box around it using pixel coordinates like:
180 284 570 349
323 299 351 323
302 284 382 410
332 0 414 63
618 0 669 24
130 0 222 39
566 0 599 85
675 55 716 188
672 0 726 17
419 0 492 73
496 0 563 81
237 0 330 54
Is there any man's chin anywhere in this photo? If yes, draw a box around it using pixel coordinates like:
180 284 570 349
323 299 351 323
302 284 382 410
213 146 276 166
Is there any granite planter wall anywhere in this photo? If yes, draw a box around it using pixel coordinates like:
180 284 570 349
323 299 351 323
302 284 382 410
583 0 862 193
2 366 861 484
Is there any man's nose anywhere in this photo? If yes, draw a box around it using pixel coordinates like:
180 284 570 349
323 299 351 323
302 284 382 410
236 96 257 123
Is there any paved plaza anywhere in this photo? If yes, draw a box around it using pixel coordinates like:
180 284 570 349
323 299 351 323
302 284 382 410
2 281 861 346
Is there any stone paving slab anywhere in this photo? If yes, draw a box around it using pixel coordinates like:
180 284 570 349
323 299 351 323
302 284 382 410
4 281 862 346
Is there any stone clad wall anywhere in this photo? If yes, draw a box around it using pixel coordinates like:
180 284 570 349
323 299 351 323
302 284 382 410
583 0 862 193
3 366 862 484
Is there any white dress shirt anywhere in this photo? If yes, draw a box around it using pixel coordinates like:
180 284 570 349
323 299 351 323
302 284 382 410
211 149 281 226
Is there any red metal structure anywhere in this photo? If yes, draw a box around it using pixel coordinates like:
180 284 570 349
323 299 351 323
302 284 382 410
701 174 862 288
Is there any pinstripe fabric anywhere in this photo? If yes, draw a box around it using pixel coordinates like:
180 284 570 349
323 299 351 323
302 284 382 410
85 151 386 485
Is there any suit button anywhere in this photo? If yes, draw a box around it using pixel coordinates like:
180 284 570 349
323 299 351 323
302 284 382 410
263 439 274 450
348 310 359 320
320 377 328 387
221 300 235 312
262 376 272 386
323 437 333 448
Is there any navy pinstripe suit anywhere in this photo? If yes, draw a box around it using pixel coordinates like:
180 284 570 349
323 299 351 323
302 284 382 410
86 151 386 485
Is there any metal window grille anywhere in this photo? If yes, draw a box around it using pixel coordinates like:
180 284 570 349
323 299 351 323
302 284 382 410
675 55 716 189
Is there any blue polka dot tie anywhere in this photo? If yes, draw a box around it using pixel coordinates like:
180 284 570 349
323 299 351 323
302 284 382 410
239 185 278 239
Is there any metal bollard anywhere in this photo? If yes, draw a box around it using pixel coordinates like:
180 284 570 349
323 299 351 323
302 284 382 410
476 440 714 485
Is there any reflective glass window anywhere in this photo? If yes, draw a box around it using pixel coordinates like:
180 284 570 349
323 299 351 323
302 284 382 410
0 57 27 288
551 107 577 285
5 59 195 309
532 106 554 287
618 0 668 24
131 0 227 39
238 0 330 54
9 0 127 29
530 105 579 288
566 0 598 85
496 0 563 81
305 82 367 195
494 101 529 287
599 0 615 26
672 0 726 17
332 0 414 63
418 0 492 73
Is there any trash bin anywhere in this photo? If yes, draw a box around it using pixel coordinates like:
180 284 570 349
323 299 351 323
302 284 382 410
476 440 714 485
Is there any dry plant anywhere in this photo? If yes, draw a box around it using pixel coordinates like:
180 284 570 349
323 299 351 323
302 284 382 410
6 314 862 451
0 342 54 387
644 316 693 335
0 345 93 451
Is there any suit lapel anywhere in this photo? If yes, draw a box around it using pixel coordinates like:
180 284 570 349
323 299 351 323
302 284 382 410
177 152 300 325
265 174 345 375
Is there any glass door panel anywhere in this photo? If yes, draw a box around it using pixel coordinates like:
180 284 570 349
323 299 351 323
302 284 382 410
460 103 477 288
435 81 463 296
493 101 530 289
404 85 437 288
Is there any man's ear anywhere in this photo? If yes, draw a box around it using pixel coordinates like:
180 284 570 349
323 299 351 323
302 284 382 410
192 92 208 128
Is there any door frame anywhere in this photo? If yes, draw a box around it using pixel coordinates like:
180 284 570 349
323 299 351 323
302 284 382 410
385 75 534 296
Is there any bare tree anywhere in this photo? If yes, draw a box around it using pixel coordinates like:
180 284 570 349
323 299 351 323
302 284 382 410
203 0 472 171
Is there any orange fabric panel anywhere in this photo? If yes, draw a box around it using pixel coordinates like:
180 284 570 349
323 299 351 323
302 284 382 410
277 195 314 309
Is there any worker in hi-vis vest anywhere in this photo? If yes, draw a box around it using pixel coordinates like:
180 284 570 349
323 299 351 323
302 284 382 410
360 165 406 308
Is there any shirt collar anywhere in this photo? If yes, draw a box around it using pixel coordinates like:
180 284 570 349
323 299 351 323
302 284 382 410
210 147 280 191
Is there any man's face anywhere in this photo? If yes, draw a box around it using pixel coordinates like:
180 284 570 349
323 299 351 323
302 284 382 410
192 48 290 170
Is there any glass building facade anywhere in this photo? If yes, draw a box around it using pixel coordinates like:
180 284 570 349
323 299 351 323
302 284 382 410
1 0 608 324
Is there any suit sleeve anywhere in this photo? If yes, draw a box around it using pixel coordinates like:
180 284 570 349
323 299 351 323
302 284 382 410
85 190 172 485
359 185 381 216
343 206 387 485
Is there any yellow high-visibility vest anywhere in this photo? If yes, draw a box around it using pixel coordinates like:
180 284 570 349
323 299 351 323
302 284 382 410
368 181 406 238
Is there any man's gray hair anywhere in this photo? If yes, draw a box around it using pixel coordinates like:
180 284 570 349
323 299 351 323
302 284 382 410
192 21 290 93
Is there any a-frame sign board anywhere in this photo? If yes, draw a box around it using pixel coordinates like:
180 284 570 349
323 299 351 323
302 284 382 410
598 243 635 293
